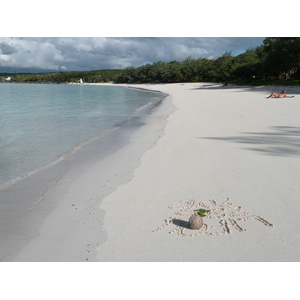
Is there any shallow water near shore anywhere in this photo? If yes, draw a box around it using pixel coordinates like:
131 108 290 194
0 83 168 260
0 83 163 189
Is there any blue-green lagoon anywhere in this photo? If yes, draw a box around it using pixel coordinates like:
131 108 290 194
0 83 163 189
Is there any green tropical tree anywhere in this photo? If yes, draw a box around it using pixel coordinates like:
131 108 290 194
162 61 183 83
261 37 300 79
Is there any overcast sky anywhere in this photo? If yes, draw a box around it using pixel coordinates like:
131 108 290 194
0 37 266 73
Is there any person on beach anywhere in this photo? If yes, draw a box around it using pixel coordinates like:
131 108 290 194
267 89 293 99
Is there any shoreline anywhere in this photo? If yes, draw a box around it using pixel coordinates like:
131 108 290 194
2 83 174 261
2 82 300 261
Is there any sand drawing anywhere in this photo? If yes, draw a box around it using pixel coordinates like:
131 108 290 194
153 198 274 237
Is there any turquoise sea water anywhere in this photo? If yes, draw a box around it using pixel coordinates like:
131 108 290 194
0 83 162 189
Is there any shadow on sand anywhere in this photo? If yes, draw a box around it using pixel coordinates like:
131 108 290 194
201 126 300 157
172 218 190 229
189 83 300 96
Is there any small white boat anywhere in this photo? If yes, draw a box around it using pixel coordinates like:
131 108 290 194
79 78 83 84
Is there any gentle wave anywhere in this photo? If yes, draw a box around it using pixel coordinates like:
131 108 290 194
0 96 161 191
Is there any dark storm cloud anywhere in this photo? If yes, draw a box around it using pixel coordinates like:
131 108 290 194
0 42 18 55
0 37 265 72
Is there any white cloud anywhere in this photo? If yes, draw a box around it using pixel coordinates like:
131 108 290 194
0 37 265 72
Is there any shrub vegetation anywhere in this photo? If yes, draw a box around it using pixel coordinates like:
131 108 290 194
2 38 300 86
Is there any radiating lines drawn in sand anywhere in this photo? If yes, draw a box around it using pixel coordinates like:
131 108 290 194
153 198 274 237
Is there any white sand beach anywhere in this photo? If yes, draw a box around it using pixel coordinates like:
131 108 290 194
97 83 300 262
7 82 300 262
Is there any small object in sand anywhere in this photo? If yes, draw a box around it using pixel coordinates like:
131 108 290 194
188 213 204 230
194 208 211 217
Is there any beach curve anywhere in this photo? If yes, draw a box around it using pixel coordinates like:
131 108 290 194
7 82 300 262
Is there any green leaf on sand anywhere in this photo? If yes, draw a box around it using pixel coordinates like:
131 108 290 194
193 209 211 217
